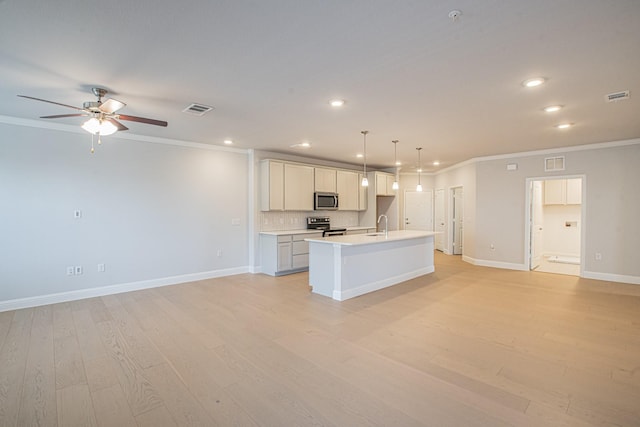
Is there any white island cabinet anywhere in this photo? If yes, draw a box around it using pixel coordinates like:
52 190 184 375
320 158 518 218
305 230 436 301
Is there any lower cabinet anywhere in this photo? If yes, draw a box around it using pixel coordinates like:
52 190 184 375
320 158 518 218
261 232 319 276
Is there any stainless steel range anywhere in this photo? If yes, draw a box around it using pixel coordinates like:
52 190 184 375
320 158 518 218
306 216 347 237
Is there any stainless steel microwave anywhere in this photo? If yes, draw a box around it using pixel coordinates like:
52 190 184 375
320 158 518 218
314 192 339 210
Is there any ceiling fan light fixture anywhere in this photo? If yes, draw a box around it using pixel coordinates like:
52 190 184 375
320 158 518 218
82 117 117 136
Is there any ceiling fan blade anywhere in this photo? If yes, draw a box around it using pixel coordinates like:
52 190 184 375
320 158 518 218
99 98 126 114
40 113 88 119
118 114 168 127
17 95 84 111
106 118 128 131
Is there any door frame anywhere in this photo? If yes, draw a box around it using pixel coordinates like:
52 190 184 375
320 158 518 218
434 188 445 252
524 175 587 276
449 186 463 255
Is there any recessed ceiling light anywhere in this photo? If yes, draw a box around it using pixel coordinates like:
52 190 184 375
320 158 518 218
395 161 402 166
544 105 563 113
290 141 311 148
523 77 546 88
330 99 345 107
356 153 363 158
556 123 573 129
433 161 440 166
223 139 233 145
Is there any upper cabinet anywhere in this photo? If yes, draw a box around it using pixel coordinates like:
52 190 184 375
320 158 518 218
260 159 370 211
284 163 314 211
336 170 359 210
544 178 582 205
260 160 314 211
260 160 284 211
375 172 396 196
314 167 337 193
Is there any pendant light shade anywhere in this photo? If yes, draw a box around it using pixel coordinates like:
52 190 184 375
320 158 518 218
416 147 423 192
361 130 369 187
392 140 399 190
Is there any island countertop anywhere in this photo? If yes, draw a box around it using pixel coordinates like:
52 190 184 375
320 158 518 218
305 230 438 246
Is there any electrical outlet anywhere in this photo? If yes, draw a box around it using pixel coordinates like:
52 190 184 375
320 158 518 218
74 209 82 219
217 249 223 257
67 266 75 276
98 263 105 272
595 253 602 261
74 266 83 275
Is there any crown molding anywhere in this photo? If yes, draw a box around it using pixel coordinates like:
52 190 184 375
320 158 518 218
0 115 247 154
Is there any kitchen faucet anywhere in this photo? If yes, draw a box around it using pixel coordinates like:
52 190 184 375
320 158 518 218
377 214 388 238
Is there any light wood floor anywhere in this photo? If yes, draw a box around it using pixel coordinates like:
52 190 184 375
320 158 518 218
1 252 639 426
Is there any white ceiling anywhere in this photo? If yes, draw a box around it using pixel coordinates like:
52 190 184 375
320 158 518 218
1 0 639 171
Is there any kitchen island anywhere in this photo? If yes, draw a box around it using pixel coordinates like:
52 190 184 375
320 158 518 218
305 230 436 301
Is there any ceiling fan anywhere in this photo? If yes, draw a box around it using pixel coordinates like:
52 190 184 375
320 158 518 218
18 87 168 150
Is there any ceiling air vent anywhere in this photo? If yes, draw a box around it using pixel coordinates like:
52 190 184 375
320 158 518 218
605 90 630 103
182 103 214 116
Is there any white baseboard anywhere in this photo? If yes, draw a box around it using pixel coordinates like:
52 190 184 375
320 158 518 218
0 266 250 312
582 271 640 285
462 255 528 271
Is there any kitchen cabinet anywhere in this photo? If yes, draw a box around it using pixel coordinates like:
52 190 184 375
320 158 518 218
261 160 314 211
284 163 314 210
336 170 359 210
375 172 397 196
260 232 319 276
544 179 582 205
260 160 284 211
315 167 337 192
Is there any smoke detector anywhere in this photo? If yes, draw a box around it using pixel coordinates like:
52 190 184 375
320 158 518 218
448 10 462 21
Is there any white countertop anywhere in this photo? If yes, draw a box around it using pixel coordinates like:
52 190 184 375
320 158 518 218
259 226 375 236
305 230 438 246
259 229 323 236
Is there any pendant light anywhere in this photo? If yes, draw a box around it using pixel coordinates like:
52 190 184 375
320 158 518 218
361 130 369 187
416 147 423 192
392 140 399 190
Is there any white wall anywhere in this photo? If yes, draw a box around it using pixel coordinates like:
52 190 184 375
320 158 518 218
0 122 250 307
543 204 581 257
433 163 477 259
474 141 640 280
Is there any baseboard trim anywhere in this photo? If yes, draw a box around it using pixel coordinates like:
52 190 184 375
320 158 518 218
0 266 250 312
462 255 528 271
582 271 640 285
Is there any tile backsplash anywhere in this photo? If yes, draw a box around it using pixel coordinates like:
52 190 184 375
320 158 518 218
259 211 360 231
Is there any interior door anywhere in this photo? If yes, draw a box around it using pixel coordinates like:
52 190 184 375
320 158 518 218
530 180 544 270
404 190 433 231
434 189 445 251
452 187 463 255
